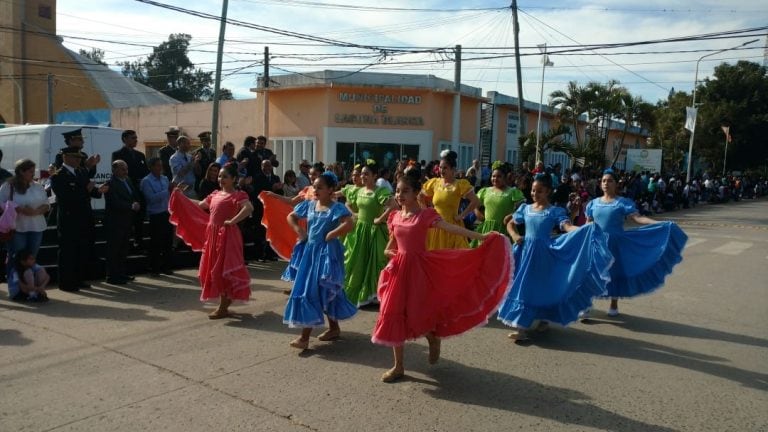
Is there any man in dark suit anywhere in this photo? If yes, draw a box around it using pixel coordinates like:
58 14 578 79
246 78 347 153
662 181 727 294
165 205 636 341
54 128 99 178
112 130 149 250
158 126 180 181
253 135 279 168
236 136 259 178
51 147 108 291
193 131 216 192
251 159 283 261
104 160 142 284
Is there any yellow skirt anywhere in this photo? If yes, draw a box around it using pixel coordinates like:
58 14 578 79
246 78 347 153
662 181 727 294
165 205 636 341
426 219 469 250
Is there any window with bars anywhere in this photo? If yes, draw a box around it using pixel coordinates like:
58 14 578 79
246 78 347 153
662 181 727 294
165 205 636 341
270 137 316 177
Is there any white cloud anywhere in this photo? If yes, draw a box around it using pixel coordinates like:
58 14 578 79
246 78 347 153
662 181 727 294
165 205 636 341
58 0 767 102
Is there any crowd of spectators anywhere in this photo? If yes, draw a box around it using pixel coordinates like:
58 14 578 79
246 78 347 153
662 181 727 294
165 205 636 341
2 127 766 302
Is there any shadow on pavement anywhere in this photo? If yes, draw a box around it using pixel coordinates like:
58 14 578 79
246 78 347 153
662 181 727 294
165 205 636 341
74 281 203 313
424 359 677 432
533 327 768 391
586 313 768 349
3 296 167 322
301 335 677 432
0 329 33 346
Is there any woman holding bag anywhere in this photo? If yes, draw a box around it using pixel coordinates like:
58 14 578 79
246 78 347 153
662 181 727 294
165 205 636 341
0 159 50 266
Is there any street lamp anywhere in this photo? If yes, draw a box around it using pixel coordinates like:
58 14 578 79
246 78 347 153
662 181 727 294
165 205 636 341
685 38 758 184
535 43 553 165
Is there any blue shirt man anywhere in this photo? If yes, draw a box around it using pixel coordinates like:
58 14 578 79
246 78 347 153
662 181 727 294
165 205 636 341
169 136 198 197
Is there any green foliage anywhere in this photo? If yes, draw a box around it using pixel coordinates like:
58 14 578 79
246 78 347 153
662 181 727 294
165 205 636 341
517 124 573 165
696 61 768 172
78 48 107 66
119 34 214 102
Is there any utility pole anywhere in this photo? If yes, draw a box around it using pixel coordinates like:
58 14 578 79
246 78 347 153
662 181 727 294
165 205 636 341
211 0 229 153
451 44 461 152
46 74 54 123
263 46 270 137
511 0 525 161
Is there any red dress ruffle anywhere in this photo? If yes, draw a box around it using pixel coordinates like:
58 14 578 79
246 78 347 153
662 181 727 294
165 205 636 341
169 189 251 302
372 209 513 346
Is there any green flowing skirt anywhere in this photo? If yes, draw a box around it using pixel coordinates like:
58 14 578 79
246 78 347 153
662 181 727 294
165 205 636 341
470 219 509 248
344 220 389 306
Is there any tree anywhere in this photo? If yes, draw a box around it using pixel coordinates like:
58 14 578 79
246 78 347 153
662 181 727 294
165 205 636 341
209 88 235 101
695 61 768 172
651 90 690 173
517 124 573 165
78 48 107 66
611 94 654 167
120 34 214 102
550 81 588 147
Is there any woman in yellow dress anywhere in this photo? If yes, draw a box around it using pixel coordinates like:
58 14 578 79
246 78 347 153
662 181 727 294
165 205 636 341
420 150 479 250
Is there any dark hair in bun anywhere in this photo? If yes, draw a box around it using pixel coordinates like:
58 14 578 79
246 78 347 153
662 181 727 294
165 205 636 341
533 172 553 190
399 167 423 193
221 162 239 179
440 150 458 169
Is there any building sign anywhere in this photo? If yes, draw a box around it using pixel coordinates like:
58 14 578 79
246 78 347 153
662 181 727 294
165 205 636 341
335 92 424 126
626 149 662 173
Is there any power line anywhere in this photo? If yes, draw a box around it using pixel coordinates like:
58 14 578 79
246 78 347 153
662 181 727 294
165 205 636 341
231 0 505 13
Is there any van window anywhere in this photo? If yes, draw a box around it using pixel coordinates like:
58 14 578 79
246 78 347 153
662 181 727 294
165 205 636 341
0 132 41 172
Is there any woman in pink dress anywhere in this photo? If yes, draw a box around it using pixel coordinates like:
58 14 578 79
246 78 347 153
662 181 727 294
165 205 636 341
169 164 254 319
373 168 513 383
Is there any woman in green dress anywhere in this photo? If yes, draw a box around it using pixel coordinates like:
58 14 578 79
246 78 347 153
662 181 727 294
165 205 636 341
343 161 396 306
471 162 525 247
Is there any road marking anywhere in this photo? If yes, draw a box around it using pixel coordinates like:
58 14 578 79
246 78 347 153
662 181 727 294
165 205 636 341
710 241 753 256
685 238 707 249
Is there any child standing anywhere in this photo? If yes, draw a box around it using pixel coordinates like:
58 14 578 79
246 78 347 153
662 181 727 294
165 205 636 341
498 174 613 341
169 164 254 319
8 249 50 302
373 169 512 383
343 161 395 307
284 172 357 350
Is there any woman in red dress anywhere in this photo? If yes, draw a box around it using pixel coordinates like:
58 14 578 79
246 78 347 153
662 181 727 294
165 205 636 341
169 164 254 319
373 168 513 383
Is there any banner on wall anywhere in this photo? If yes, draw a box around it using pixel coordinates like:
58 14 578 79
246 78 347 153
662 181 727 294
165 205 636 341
626 149 662 173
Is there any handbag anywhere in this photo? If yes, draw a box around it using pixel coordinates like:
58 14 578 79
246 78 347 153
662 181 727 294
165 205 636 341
0 186 18 242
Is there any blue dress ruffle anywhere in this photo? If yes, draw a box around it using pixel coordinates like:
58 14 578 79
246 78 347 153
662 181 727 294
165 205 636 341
586 197 687 298
283 201 358 327
498 204 613 329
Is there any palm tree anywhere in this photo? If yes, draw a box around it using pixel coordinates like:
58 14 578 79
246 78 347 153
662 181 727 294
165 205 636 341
549 81 587 147
611 94 654 167
586 80 626 161
518 124 573 165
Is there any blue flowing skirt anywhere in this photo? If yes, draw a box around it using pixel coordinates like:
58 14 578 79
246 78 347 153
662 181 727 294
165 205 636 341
603 221 687 298
283 239 357 327
498 224 613 328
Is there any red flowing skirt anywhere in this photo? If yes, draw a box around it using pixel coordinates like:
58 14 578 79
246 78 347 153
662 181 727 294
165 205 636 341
372 232 512 346
169 190 251 302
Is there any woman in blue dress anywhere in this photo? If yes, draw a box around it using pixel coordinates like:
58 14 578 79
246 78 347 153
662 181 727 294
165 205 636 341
498 174 613 341
283 172 358 350
583 169 687 317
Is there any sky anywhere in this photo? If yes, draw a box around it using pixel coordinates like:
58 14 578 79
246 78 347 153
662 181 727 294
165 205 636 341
56 0 768 104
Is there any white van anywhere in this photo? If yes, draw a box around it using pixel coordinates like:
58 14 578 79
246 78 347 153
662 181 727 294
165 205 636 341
0 124 124 210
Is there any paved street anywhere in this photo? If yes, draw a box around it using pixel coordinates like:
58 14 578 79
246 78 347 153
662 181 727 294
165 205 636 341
1 200 766 432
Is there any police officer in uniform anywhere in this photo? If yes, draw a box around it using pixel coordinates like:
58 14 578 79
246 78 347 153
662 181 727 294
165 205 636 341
193 131 216 192
51 146 108 291
158 126 180 181
53 128 99 178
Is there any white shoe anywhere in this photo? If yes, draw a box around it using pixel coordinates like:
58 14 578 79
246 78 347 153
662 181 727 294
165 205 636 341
578 309 591 322
607 308 619 317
